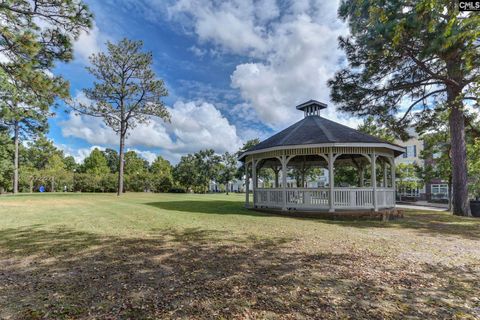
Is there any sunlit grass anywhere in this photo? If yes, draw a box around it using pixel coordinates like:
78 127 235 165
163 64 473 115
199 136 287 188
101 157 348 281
0 193 479 319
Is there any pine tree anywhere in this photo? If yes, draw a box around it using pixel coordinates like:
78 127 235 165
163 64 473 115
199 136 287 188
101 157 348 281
71 39 170 196
329 0 479 215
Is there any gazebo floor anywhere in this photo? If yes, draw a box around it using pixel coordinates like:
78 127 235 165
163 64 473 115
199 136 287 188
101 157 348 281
250 207 403 221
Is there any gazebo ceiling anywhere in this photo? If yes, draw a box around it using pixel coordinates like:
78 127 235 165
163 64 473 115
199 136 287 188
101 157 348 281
239 101 404 160
257 153 388 169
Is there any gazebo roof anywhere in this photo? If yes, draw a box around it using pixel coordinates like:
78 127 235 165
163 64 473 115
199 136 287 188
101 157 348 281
239 102 405 160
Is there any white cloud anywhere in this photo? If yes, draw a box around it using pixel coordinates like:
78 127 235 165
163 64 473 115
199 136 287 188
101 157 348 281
168 0 269 56
166 0 354 129
73 24 105 63
60 100 243 163
127 149 158 164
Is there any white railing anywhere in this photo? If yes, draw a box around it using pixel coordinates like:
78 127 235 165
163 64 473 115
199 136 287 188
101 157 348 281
376 188 395 208
286 188 330 209
254 187 395 210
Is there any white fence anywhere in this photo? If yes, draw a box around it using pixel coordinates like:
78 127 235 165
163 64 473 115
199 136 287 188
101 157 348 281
254 187 395 210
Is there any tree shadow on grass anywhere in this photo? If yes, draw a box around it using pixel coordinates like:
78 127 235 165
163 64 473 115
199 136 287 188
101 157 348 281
320 210 480 240
0 226 479 319
147 199 480 240
146 200 271 217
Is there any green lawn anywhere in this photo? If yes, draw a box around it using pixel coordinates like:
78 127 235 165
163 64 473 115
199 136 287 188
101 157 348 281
1 193 479 319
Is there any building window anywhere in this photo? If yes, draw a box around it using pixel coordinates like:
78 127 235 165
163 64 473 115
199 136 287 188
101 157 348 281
403 145 417 158
431 184 449 200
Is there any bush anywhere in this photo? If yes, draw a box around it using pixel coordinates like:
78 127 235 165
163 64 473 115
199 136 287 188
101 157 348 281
151 175 173 193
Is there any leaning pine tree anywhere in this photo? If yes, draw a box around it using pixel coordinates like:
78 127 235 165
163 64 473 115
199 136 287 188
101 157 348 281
329 0 479 216
72 39 170 196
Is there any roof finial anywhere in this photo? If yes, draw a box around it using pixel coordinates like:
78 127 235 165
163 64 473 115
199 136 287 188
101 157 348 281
295 100 327 117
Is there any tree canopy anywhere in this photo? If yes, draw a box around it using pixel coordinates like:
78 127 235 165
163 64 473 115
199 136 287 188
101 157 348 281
329 0 479 215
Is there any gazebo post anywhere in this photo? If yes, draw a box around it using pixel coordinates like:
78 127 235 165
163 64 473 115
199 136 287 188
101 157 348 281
245 162 250 208
281 155 287 211
328 151 335 212
372 152 378 211
252 159 257 208
391 157 396 207
383 161 388 187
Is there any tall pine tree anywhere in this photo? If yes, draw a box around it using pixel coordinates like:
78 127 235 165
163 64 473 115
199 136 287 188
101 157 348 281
71 39 170 196
329 0 479 215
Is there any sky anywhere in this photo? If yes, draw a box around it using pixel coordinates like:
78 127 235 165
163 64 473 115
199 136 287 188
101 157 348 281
51 0 359 164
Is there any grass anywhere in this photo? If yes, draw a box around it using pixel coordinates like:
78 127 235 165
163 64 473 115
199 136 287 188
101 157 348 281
0 192 479 319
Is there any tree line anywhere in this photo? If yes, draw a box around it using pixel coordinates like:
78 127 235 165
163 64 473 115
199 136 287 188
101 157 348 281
0 131 258 194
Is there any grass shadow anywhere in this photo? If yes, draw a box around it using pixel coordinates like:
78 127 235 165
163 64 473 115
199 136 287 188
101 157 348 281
147 199 480 240
320 209 480 240
0 226 478 319
145 200 271 217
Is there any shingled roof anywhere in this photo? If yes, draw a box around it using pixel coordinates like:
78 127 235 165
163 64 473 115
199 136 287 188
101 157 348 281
239 113 404 160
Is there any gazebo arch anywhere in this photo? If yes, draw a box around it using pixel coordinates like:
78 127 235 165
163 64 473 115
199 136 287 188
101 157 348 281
239 100 404 214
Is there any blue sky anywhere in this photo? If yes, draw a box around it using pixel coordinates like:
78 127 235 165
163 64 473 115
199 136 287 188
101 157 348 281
51 0 357 164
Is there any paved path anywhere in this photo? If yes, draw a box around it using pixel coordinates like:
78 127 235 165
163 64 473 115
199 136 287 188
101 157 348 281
396 204 449 212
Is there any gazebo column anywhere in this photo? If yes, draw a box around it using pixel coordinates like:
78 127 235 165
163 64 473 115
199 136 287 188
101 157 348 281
328 151 335 212
372 152 378 211
252 159 257 208
245 162 250 208
281 155 287 211
383 161 388 187
391 157 396 207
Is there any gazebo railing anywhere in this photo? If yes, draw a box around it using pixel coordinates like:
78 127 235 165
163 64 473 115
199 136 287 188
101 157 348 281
254 187 395 210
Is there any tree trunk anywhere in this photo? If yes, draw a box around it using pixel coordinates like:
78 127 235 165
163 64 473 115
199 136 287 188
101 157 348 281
449 103 470 216
13 121 19 194
117 133 125 196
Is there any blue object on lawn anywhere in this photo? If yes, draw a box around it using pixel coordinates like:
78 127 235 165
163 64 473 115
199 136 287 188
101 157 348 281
39 185 45 193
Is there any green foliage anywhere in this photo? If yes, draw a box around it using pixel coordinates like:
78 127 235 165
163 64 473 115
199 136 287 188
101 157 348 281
43 154 73 192
124 151 149 175
82 148 110 175
357 116 395 143
468 138 480 198
174 154 198 192
63 156 77 172
25 135 64 170
174 149 222 193
102 148 119 173
0 128 13 192
125 171 151 192
334 166 358 187
217 152 238 194
396 163 424 192
150 156 174 193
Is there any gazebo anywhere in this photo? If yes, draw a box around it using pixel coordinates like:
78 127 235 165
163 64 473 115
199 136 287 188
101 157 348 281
238 100 405 215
